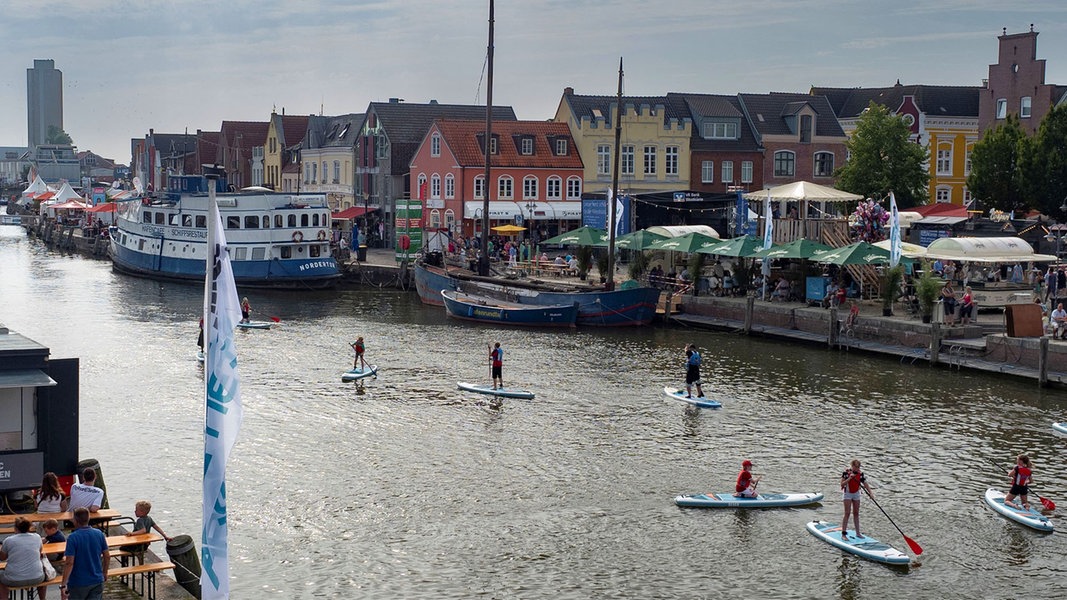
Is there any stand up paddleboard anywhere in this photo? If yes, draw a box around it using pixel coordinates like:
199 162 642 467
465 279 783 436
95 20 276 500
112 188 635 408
806 520 911 565
236 321 272 330
983 488 1054 532
663 387 721 409
457 382 535 400
1053 422 1067 435
676 492 823 508
341 365 378 382
196 350 204 363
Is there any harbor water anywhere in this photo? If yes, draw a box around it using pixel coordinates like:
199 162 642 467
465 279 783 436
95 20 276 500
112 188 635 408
1 226 1065 599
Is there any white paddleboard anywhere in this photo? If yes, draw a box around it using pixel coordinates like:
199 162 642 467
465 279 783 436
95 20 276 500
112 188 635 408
983 488 1054 532
457 382 535 400
236 321 272 330
196 350 204 363
341 365 378 382
806 520 911 565
663 387 721 409
676 492 823 508
1053 422 1067 435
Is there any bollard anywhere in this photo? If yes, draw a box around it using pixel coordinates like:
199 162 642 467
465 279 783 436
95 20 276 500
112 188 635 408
166 534 203 599
75 458 109 509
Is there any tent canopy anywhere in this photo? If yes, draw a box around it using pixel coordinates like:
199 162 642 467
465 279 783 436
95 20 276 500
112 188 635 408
924 236 1056 263
491 224 526 234
873 238 926 258
743 181 863 203
645 225 719 239
49 200 90 210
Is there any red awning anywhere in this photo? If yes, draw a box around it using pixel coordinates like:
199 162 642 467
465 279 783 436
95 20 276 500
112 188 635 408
331 206 376 220
87 202 117 213
35 191 56 200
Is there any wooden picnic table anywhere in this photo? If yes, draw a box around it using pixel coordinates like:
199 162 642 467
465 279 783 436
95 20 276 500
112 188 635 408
41 532 162 555
0 508 121 526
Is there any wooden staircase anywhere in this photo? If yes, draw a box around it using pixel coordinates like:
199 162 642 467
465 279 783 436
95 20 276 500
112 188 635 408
820 227 881 297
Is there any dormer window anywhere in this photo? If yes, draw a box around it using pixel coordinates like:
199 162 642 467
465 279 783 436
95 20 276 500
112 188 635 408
520 137 534 155
430 133 441 156
800 115 812 143
490 136 498 154
556 138 568 156
702 121 738 140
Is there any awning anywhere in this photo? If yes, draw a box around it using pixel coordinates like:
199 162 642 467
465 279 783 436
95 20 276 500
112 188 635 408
331 206 377 220
87 202 117 213
645 225 720 239
916 216 968 225
463 201 582 221
924 236 1057 263
0 369 58 389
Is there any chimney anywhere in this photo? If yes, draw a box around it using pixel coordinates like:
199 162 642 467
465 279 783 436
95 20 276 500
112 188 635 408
564 87 574 96
429 99 439 105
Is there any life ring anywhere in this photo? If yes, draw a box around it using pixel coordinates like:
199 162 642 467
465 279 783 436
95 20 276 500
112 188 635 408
292 231 304 243
317 230 327 241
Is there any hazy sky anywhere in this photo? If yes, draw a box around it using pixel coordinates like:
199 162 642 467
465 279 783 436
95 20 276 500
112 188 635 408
3 1 1066 166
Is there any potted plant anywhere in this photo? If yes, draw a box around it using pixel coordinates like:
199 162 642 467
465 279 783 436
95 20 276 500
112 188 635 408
596 252 610 284
916 263 942 323
687 253 706 295
576 245 593 280
628 250 650 283
880 265 904 316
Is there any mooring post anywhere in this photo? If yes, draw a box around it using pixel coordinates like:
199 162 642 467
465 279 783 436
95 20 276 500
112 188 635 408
930 323 941 365
744 296 754 335
1038 336 1049 386
829 307 838 347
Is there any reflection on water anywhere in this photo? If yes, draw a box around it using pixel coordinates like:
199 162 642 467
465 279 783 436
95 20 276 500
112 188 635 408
1 228 1065 599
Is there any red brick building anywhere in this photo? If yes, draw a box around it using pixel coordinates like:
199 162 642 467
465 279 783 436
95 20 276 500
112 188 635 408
979 27 1067 135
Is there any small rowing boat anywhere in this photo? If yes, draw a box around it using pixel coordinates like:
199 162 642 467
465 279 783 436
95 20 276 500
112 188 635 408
441 290 578 327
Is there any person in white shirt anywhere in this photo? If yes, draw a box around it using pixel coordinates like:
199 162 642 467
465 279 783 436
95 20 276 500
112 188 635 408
68 468 105 513
1051 303 1067 340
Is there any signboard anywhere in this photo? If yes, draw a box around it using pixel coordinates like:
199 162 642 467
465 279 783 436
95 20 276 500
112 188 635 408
734 193 757 236
395 201 423 262
919 229 950 247
0 452 44 491
582 196 631 236
673 191 704 203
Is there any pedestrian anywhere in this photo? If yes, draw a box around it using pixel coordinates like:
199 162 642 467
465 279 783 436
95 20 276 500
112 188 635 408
960 285 975 325
0 517 47 599
684 344 704 399
196 317 204 351
350 337 368 370
840 459 873 539
489 342 504 389
1004 453 1034 510
60 507 109 600
240 297 252 323
733 459 761 498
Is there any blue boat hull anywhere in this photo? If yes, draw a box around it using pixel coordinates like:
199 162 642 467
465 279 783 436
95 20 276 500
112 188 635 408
415 263 658 327
441 291 578 327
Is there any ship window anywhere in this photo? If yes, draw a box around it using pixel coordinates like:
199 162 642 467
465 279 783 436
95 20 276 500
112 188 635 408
155 212 165 225
182 215 193 227
313 214 320 227
310 244 321 257
301 214 309 227
288 214 296 227
143 212 152 224
138 239 145 251
280 246 291 259
274 215 283 228
233 247 247 260
196 215 206 228
262 216 269 228
244 216 259 228
227 216 240 229
252 247 265 260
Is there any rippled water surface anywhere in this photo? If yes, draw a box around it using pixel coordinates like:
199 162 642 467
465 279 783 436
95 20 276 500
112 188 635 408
2 227 1065 599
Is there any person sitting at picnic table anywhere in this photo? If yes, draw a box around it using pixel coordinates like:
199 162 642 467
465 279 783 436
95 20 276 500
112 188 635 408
540 252 549 262
722 271 736 296
554 255 566 266
771 277 791 301
567 256 579 276
1051 302 1067 339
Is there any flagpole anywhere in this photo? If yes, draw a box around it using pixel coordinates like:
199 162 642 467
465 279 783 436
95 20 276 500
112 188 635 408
889 192 901 268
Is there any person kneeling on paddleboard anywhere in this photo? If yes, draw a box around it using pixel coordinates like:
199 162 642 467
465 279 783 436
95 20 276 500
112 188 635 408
733 460 761 498
1004 453 1033 510
351 337 367 370
684 344 704 398
841 459 873 539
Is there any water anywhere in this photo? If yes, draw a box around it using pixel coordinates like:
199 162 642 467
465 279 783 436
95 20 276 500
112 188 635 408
1 226 1065 599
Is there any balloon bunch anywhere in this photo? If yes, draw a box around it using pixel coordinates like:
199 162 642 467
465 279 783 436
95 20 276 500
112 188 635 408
849 198 890 243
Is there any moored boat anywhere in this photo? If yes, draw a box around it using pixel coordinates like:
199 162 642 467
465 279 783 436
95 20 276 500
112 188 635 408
109 190 341 289
441 290 579 327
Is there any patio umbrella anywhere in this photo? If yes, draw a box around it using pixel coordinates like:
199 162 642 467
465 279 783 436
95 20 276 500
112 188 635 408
646 231 721 254
815 241 913 266
743 181 863 203
540 226 608 247
750 238 833 260
593 229 667 250
490 224 526 234
697 234 766 257
872 239 927 258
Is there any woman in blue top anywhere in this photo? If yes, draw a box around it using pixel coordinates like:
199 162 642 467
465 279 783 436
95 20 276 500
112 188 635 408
684 344 704 398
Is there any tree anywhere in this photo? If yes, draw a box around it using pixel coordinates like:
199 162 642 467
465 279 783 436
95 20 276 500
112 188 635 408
834 102 929 208
967 115 1027 212
1018 104 1067 216
46 125 73 145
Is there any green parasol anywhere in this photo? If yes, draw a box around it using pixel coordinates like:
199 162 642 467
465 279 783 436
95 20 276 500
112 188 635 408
750 238 833 260
593 229 668 250
645 231 721 254
814 241 913 265
697 234 767 257
540 226 608 247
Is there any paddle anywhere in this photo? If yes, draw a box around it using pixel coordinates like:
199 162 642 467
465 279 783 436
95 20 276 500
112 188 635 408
863 488 923 555
269 316 281 323
987 459 1055 510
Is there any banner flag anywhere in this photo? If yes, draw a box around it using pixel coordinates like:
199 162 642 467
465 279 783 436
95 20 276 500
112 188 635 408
202 186 243 600
761 192 774 300
889 192 901 268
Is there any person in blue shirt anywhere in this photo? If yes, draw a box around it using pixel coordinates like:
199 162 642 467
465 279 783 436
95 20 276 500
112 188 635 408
61 507 109 600
684 344 704 398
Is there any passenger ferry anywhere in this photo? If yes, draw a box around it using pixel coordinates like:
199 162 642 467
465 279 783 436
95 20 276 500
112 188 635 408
109 186 341 289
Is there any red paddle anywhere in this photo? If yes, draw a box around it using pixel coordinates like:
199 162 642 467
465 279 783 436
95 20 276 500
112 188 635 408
269 316 281 323
863 488 923 555
988 459 1055 510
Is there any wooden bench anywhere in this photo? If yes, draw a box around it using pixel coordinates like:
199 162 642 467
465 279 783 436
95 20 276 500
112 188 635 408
109 561 176 600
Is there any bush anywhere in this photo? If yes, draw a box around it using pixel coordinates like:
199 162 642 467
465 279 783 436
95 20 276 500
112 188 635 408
880 265 904 310
916 263 942 317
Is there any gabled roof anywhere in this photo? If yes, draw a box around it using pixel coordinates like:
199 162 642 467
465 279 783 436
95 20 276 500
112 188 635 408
198 131 220 166
432 120 584 169
738 92 846 138
562 92 682 126
272 114 310 150
810 84 980 118
149 133 197 159
220 121 270 150
305 114 364 149
667 92 761 152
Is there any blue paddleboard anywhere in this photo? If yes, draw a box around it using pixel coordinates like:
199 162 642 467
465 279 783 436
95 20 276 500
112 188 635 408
676 492 823 508
983 488 1054 532
806 520 911 565
457 382 535 399
663 387 721 409
341 365 378 382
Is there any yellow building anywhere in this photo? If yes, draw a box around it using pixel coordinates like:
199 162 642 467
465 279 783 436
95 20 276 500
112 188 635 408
553 87 691 195
263 111 309 191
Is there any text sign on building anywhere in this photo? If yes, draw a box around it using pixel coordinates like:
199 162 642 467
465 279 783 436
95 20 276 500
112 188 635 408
0 452 44 491
919 229 950 247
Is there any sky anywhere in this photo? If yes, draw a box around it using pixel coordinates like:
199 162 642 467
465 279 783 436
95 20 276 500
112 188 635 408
2 0 1067 167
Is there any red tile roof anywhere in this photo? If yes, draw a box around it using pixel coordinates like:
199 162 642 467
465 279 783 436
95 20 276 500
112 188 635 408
433 120 584 169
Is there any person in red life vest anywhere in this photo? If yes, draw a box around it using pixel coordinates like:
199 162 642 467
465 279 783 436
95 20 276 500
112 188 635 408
840 459 873 539
490 342 504 389
350 337 367 370
1004 453 1033 510
733 459 761 498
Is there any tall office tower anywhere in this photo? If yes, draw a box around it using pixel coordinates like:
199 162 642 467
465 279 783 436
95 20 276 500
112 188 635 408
27 59 64 149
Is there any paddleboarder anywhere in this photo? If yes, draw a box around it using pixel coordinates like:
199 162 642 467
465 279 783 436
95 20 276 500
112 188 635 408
733 459 761 498
350 337 368 370
684 344 704 398
490 342 504 389
1003 453 1033 510
841 459 873 539
240 297 252 323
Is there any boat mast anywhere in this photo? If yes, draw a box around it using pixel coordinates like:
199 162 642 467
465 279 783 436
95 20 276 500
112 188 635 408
607 57 624 291
478 0 495 277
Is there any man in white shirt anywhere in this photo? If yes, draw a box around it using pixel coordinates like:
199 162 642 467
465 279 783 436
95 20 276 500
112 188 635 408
68 468 105 513
1052 303 1067 340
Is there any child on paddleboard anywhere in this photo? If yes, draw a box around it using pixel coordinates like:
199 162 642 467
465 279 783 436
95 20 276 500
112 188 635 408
841 459 873 539
733 459 761 498
684 344 704 398
240 297 252 323
490 342 504 389
351 337 367 370
1004 453 1033 510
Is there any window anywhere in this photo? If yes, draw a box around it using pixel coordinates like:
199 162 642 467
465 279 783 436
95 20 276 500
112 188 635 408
963 188 972 207
197 215 207 228
417 174 427 198
311 162 317 183
741 161 753 183
566 177 582 200
287 214 296 227
556 139 568 156
474 176 486 199
665 146 679 175
281 246 291 259
375 134 388 159
621 145 634 175
244 215 259 228
1021 96 1032 118
547 176 562 200
813 152 834 177
445 209 456 231
521 137 534 155
430 133 441 156
226 216 240 229
721 160 734 183
701 161 714 183
773 151 795 177
523 176 538 200
431 174 441 199
498 175 513 200
444 174 455 199
233 247 247 261
303 163 309 184
936 187 951 203
703 122 738 139
490 137 498 154
301 214 309 227
596 144 611 175
333 161 340 183
644 145 657 176
309 244 320 257
155 212 165 225
996 98 1007 119
799 115 812 143
965 147 973 176
261 216 269 228
322 162 327 183
430 209 441 228
936 146 952 175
